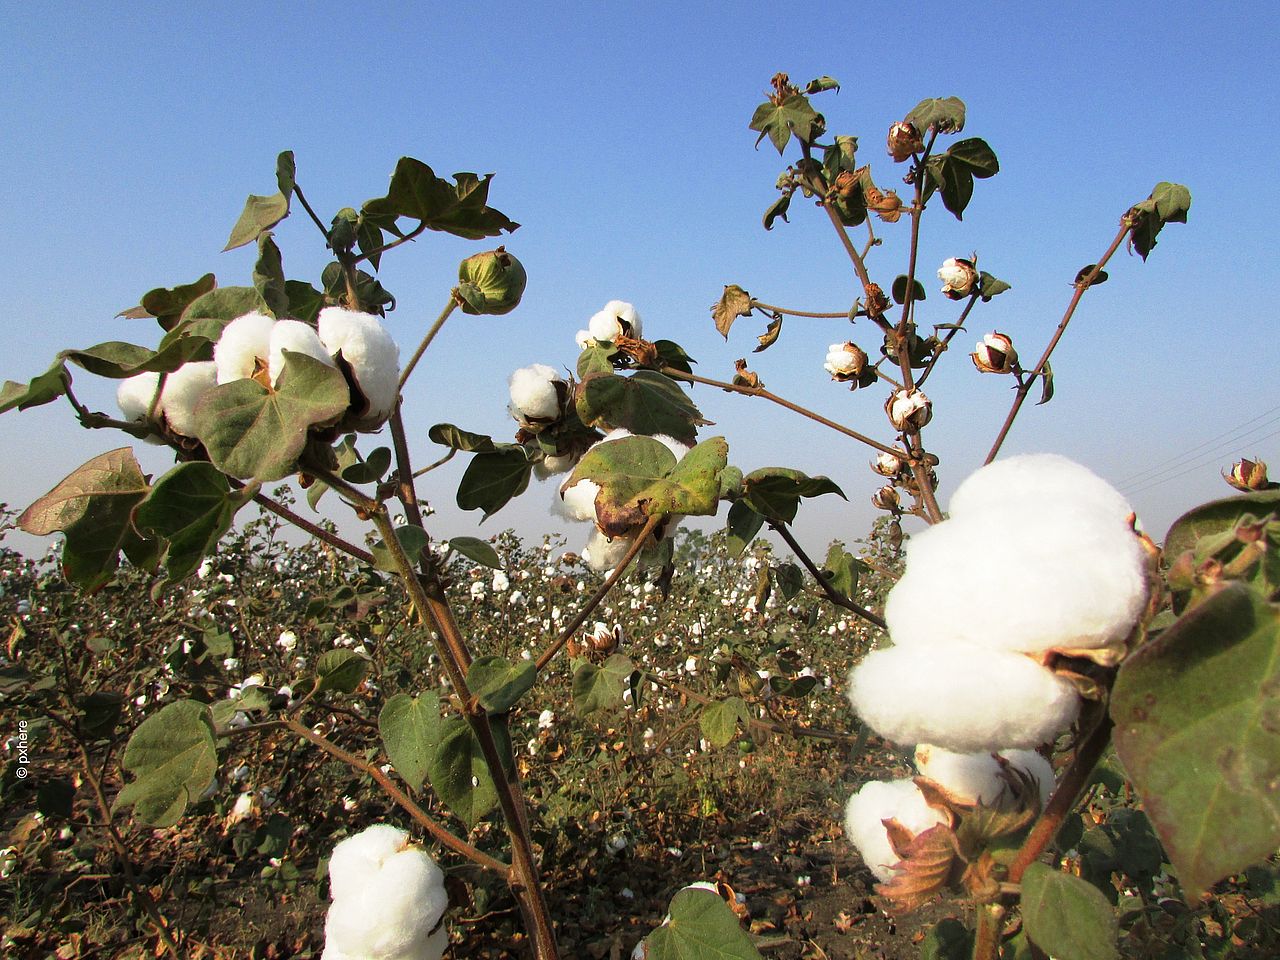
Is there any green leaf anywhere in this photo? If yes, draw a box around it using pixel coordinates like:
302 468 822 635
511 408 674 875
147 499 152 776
762 193 791 230
921 918 974 960
822 135 859 182
59 338 211 379
362 158 518 240
321 262 396 313
315 649 369 694
456 448 533 520
741 468 845 524
18 448 154 591
1164 490 1280 562
429 423 501 453
285 280 324 325
643 887 764 959
1152 181 1192 224
820 542 864 597
426 715 512 827
700 697 748 748
370 524 430 573
929 156 976 220
749 93 820 155
905 97 967 135
577 342 619 378
113 700 217 827
711 284 753 339
947 138 999 178
891 275 927 305
725 500 764 559
804 75 840 94
467 656 536 713
448 536 501 569
133 463 249 582
80 691 124 739
576 370 708 446
127 273 217 331
192 351 352 481
752 314 783 353
253 233 289 318
567 436 728 538
572 654 634 716
224 192 290 251
1036 361 1054 406
275 151 296 197
378 692 441 792
341 446 392 484
1 360 70 414
772 561 804 601
1112 583 1280 899
1021 862 1119 960
1128 182 1192 260
978 272 1011 301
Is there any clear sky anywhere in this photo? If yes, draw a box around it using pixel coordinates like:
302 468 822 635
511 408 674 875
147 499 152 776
2 1 1277 560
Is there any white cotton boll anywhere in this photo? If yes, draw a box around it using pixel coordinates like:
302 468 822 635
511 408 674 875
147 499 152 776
914 744 1054 809
847 643 1080 753
651 433 693 460
268 319 336 386
508 364 564 421
575 328 594 349
158 361 217 437
583 528 633 572
557 477 600 522
318 307 401 428
948 453 1134 527
214 312 275 384
844 779 948 882
884 512 1148 655
324 846 448 960
587 300 642 342
326 824 411 903
534 453 577 480
117 372 162 422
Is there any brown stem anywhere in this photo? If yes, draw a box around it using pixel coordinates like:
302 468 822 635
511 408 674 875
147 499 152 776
985 223 1132 464
291 183 331 239
1008 709 1114 884
535 515 661 672
413 448 456 478
387 405 427 528
279 718 509 874
249 491 374 565
972 903 1006 960
915 294 980 389
660 367 905 459
354 219 430 266
749 300 851 319
769 522 886 629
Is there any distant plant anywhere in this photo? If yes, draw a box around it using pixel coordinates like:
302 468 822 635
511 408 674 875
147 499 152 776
3 70 1269 960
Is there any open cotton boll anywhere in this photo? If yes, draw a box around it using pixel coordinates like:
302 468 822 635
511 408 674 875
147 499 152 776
557 476 600 522
509 364 564 421
324 850 448 960
844 779 948 882
582 528 633 572
587 300 642 342
327 824 413 903
117 372 162 423
318 307 401 428
534 453 577 480
158 361 217 438
914 744 1055 809
883 511 1148 655
847 643 1080 753
214 312 275 384
268 320 336 386
948 453 1134 527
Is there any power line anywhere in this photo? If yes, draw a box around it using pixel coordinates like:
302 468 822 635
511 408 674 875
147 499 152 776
1115 403 1280 487
1122 425 1280 496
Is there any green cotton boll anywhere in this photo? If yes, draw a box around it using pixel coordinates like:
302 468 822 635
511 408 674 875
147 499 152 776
457 247 527 315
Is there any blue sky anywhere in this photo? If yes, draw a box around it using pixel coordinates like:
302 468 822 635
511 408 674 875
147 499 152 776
2 1 1277 559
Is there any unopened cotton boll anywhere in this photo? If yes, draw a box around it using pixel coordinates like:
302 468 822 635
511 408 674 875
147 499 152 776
587 300 642 342
508 364 564 423
847 643 1080 753
269 319 336 386
948 453 1134 527
215 312 276 384
884 510 1148 656
158 361 218 437
914 744 1055 809
844 779 948 882
318 307 401 429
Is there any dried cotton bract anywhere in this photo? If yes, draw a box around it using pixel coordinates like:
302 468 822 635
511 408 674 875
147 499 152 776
844 779 948 882
323 824 448 960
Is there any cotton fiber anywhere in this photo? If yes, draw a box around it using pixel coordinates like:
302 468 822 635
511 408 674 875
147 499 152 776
914 744 1054 809
214 312 275 384
844 779 948 882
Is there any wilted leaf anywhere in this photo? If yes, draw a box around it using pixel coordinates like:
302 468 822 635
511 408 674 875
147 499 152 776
752 314 783 353
0 360 71 415
978 272 1011 301
762 193 791 230
1128 182 1192 260
127 273 217 331
1036 362 1054 406
429 423 501 453
891 275 927 305
113 700 217 827
712 285 753 339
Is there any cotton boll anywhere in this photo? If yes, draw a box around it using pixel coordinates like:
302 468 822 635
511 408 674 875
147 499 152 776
158 361 217 437
575 329 594 349
847 643 1080 753
948 453 1134 527
324 847 448 960
844 779 948 882
269 320 335 386
651 433 693 460
583 528 633 572
557 476 600 522
534 453 577 480
508 364 564 421
884 512 1148 655
587 300 642 342
214 312 275 384
326 824 411 903
914 744 1054 809
117 372 162 422
318 307 401 429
